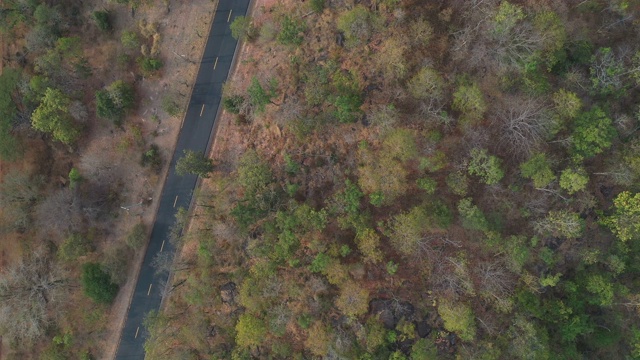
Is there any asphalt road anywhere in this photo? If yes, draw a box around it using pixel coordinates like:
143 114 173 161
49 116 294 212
114 1 250 358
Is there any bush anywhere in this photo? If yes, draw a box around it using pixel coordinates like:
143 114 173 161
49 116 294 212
230 16 256 41
95 80 135 124
161 94 181 117
141 144 162 171
81 262 119 304
277 16 305 46
138 56 163 73
121 30 139 49
309 0 325 13
58 233 93 261
93 11 111 32
126 222 146 250
223 95 245 114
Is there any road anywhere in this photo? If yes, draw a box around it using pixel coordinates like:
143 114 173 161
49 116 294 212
114 0 250 358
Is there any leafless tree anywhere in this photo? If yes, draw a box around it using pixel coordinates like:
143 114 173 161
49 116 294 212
494 97 555 160
0 170 43 231
35 188 82 236
0 249 67 344
477 260 516 312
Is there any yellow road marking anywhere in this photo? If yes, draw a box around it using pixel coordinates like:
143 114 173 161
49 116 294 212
200 104 205 116
214 57 218 70
135 327 140 338
173 195 178 208
147 284 153 296
160 240 165 252
228 9 232 22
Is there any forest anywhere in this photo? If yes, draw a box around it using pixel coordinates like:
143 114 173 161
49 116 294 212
0 0 201 358
144 0 640 359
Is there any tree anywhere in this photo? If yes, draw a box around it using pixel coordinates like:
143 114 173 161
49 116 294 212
0 170 43 231
230 16 255 41
491 1 524 36
534 210 584 238
305 321 331 357
452 81 486 123
0 250 66 344
520 153 555 188
407 66 444 100
126 222 146 250
388 206 429 256
590 47 625 96
0 69 22 160
277 15 305 46
336 5 378 47
602 191 640 242
498 98 556 159
376 38 408 82
335 282 369 317
458 198 490 232
468 148 504 185
552 89 581 120
247 76 275 114
355 228 383 263
81 262 119 304
31 87 80 144
95 80 135 124
35 188 82 236
175 149 214 178
571 107 616 159
237 149 273 196
58 233 93 261
437 300 476 341
559 167 589 194
235 313 267 348
92 10 111 32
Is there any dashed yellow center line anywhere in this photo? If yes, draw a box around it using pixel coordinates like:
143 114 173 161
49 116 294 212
147 284 153 296
173 195 179 208
228 9 233 22
200 104 205 116
214 57 218 70
160 240 165 252
135 326 140 339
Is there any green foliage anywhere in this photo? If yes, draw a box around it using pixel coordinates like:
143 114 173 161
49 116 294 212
336 282 369 317
81 263 119 304
452 81 486 123
419 151 447 172
309 252 331 273
383 129 418 162
68 168 82 190
468 148 504 185
120 30 139 49
283 153 300 175
309 0 325 13
230 16 255 41
278 16 305 46
355 228 383 264
492 1 525 36
237 149 273 196
388 206 429 255
559 167 589 194
602 191 640 242
571 107 616 159
175 149 214 178
410 338 437 360
369 191 384 207
362 316 386 352
336 5 378 47
141 144 162 171
552 89 582 120
437 300 476 341
138 56 163 73
386 261 398 275
95 80 135 124
446 171 470 196
520 153 555 188
247 77 276 114
161 94 181 116
223 95 245 114
92 10 111 32
58 233 93 261
584 274 614 306
590 47 625 96
458 198 490 232
126 223 146 250
416 177 437 194
535 210 584 238
31 88 80 145
236 314 267 348
0 69 21 160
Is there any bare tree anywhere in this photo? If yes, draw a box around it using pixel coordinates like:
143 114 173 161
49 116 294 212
494 97 555 160
0 249 67 344
35 188 82 236
0 170 44 231
477 260 516 312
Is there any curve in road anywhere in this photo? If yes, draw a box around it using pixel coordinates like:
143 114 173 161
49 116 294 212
114 1 251 358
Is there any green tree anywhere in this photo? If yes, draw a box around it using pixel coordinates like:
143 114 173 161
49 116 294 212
458 198 490 232
81 262 118 304
175 149 215 178
58 233 93 261
452 81 487 123
602 191 640 242
535 210 584 238
335 282 369 317
437 300 476 341
235 313 267 348
277 15 305 46
230 16 255 41
571 107 616 159
95 80 135 124
468 148 504 185
336 5 378 46
247 77 275 114
388 206 428 255
31 88 80 145
92 10 111 32
552 89 581 120
407 66 444 100
0 69 22 160
491 1 524 36
520 153 555 188
559 167 589 194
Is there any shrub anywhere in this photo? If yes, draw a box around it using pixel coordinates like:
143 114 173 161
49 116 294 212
81 262 119 304
141 144 162 171
58 233 93 261
309 0 325 13
93 10 111 32
121 30 139 49
126 223 146 250
230 16 256 41
138 56 163 73
161 94 180 116
277 16 305 46
223 95 245 114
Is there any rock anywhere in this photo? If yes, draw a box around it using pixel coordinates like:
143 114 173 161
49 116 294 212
220 282 238 304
